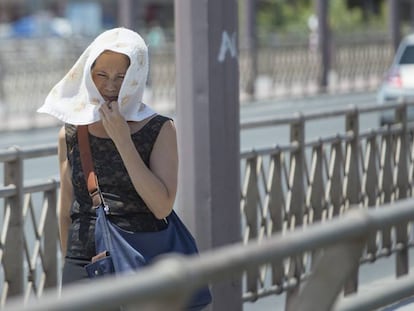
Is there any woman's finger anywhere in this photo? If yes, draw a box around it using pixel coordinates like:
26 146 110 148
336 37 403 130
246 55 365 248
99 106 108 121
110 100 119 113
100 102 111 114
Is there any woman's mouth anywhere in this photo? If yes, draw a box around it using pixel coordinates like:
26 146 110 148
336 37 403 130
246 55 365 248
104 96 118 102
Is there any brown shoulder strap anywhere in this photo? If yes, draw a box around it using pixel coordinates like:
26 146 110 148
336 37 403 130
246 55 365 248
77 125 103 207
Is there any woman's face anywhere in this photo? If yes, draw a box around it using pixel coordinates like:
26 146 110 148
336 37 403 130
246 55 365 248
91 50 130 102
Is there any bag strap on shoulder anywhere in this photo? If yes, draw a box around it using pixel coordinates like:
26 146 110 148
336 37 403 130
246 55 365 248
77 125 103 207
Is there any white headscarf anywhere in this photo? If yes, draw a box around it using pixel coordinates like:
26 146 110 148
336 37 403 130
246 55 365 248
37 27 155 125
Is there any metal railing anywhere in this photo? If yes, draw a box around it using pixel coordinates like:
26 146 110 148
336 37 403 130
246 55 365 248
1 101 414 309
239 100 414 305
0 34 393 130
3 199 414 311
0 144 59 303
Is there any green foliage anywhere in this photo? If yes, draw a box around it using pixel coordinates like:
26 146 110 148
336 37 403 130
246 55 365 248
257 0 313 35
329 0 363 31
256 0 388 36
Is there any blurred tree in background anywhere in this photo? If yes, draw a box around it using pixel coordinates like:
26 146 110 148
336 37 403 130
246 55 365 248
255 0 390 45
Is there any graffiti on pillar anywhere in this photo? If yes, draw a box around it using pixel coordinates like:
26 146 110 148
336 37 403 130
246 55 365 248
218 31 237 62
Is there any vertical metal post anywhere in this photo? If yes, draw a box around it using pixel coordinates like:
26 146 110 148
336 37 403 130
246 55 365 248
242 0 257 99
395 103 409 277
4 148 24 297
343 109 361 295
174 0 241 310
118 0 133 28
389 0 401 52
344 109 361 209
285 116 305 309
328 142 344 217
379 128 393 254
44 186 58 289
268 152 286 288
364 134 379 259
317 0 330 92
243 157 259 296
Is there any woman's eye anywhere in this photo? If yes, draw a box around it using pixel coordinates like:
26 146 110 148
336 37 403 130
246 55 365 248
117 75 125 80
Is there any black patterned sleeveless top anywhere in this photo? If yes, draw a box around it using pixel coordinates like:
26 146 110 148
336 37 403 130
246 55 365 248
65 115 171 260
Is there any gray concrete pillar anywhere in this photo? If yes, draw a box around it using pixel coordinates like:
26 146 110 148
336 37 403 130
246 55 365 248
174 0 242 309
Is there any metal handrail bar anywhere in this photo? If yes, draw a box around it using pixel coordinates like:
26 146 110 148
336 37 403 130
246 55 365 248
357 101 414 114
17 144 57 159
4 198 414 311
0 144 57 162
240 124 414 159
240 132 351 158
241 122 413 158
243 271 314 302
0 149 19 162
305 132 352 148
360 238 414 264
23 179 59 194
334 273 414 311
240 102 414 130
240 143 298 158
0 180 59 198
358 125 405 139
0 184 16 198
241 114 300 129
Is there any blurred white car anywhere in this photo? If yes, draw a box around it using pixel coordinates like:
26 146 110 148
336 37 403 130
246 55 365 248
377 34 414 124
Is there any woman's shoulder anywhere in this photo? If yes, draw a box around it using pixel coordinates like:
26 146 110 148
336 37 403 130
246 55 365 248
139 114 173 133
130 114 175 146
150 114 173 125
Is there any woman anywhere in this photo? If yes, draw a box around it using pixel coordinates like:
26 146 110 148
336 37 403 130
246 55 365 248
38 27 178 285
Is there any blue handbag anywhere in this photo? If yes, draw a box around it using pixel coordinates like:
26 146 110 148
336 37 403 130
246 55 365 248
78 125 212 310
85 205 212 310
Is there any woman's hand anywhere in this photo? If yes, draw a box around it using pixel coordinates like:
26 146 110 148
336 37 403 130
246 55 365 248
99 101 130 144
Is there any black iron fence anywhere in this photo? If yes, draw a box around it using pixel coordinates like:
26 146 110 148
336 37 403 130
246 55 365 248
0 33 393 129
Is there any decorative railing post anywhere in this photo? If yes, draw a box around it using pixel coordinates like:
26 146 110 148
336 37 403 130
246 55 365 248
379 124 394 254
395 103 409 277
43 183 59 289
343 108 361 294
267 152 285 290
362 133 379 259
241 156 260 296
285 116 305 309
326 140 344 217
306 143 326 270
3 147 24 297
307 143 325 223
344 108 361 209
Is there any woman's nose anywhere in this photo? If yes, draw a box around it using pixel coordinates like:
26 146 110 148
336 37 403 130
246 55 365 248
104 79 117 92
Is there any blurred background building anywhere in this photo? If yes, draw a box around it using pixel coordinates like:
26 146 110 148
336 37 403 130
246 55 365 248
0 0 173 41
0 1 413 40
